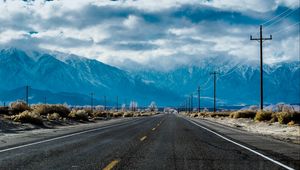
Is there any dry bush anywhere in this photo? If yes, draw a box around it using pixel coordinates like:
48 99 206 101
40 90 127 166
0 107 9 115
12 110 43 125
84 109 93 117
141 112 154 116
47 112 61 121
32 104 70 117
190 113 198 117
210 112 230 117
123 112 133 117
10 101 30 114
68 109 89 121
133 112 142 117
229 110 256 119
277 112 300 124
254 111 273 121
112 112 123 118
92 110 107 117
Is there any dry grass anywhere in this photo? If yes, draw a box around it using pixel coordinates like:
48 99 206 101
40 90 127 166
68 110 89 121
254 111 273 122
123 112 133 117
10 101 30 114
32 104 70 117
229 110 257 119
92 110 108 117
12 110 43 125
47 112 61 121
112 112 123 118
276 112 300 124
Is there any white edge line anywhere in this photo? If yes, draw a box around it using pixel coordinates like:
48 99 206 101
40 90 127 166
185 117 294 170
0 119 141 153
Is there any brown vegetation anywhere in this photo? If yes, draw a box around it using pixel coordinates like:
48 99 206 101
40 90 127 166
229 110 256 119
12 110 43 125
10 101 30 114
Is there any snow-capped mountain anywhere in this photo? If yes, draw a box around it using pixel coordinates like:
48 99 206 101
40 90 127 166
0 48 179 106
0 47 299 107
132 60 300 106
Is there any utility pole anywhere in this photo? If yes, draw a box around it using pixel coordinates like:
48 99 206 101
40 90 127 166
185 98 188 113
25 85 29 106
191 94 194 113
104 95 107 111
90 93 94 112
210 72 219 112
250 25 272 111
188 97 190 113
197 86 200 112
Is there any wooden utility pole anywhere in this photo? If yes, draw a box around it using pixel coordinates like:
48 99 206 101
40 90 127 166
90 93 94 112
25 85 29 106
190 94 193 113
250 25 272 110
197 86 200 112
104 95 107 111
210 72 219 112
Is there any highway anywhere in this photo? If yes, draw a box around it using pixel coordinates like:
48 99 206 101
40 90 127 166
0 114 299 170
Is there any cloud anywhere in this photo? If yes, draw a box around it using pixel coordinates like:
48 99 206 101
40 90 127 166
0 0 299 71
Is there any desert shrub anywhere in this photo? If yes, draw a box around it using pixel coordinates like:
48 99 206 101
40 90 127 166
0 107 9 115
12 110 43 125
47 112 61 121
254 111 273 121
68 110 88 121
190 113 198 117
210 112 230 117
92 110 107 117
32 104 70 117
84 109 93 117
10 101 30 114
277 112 300 124
123 112 133 117
229 110 256 119
112 112 123 118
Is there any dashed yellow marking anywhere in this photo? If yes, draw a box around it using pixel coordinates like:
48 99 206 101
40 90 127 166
152 127 156 131
140 136 147 141
103 159 119 170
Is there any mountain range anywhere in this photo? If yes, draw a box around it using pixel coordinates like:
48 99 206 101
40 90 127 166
0 48 299 108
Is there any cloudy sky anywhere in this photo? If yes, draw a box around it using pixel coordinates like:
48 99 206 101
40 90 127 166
0 0 299 71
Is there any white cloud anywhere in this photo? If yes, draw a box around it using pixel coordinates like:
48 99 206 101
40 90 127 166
0 0 298 71
0 30 28 43
123 15 141 29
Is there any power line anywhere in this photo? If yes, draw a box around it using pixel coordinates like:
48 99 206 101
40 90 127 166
261 7 293 26
264 8 298 30
250 25 272 111
271 21 300 35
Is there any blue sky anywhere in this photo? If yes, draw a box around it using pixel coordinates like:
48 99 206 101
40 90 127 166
0 0 299 71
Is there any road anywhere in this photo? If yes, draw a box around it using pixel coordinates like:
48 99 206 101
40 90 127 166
0 114 299 170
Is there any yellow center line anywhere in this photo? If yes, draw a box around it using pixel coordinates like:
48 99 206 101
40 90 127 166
152 127 156 131
140 136 147 141
103 159 119 170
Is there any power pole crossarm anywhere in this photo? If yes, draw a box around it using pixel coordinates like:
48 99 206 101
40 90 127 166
250 25 272 111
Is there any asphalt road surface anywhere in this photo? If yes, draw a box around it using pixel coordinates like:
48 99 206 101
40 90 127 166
0 114 299 170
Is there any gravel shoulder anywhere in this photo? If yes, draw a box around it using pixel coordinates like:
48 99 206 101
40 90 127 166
192 116 300 144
